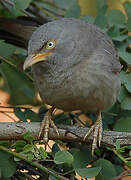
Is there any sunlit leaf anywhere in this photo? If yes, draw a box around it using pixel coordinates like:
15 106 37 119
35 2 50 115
54 150 74 164
76 167 101 178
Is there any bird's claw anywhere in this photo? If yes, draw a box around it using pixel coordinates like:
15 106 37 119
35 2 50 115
38 107 59 143
84 111 103 155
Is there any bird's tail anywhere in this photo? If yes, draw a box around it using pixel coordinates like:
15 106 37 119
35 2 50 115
0 17 40 49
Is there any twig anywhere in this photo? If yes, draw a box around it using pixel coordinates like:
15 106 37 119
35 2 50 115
113 148 131 168
0 105 31 109
3 0 14 7
16 171 36 180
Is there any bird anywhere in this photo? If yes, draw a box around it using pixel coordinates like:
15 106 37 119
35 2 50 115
0 17 121 154
22 18 121 155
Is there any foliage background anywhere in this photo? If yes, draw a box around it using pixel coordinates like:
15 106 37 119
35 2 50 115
0 0 131 179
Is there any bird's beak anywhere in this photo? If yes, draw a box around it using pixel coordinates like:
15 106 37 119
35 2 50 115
23 52 51 70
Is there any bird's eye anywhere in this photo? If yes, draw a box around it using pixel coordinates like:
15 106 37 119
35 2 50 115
45 40 56 50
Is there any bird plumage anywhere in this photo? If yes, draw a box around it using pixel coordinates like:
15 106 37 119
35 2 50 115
26 18 121 113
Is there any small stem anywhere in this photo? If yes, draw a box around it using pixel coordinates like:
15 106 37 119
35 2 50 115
63 169 75 175
0 145 69 180
113 148 131 168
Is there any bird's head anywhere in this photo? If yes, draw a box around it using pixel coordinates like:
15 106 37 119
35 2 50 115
23 18 86 71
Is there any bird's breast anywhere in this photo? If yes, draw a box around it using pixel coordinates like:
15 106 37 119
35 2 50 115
32 59 120 113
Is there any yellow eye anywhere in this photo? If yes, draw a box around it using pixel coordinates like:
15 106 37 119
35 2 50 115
45 40 56 50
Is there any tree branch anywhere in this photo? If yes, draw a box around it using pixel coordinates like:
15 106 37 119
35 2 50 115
0 122 131 147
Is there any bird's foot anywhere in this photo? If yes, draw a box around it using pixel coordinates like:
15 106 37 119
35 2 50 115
38 107 59 143
84 111 103 155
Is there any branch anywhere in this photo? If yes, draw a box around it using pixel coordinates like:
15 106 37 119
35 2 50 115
0 122 131 147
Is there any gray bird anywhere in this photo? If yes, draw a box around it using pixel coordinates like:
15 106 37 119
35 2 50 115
23 18 121 154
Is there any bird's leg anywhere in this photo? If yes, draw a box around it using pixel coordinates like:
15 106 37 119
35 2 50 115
84 111 103 155
38 107 59 142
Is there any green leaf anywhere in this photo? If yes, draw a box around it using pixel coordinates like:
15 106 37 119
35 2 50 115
107 25 120 38
23 144 34 153
65 5 81 18
114 165 123 177
127 18 131 31
112 35 128 42
14 107 27 122
118 86 128 103
120 71 131 93
9 8 24 17
54 150 74 164
27 153 34 160
14 0 31 10
94 159 116 180
76 167 101 178
0 41 16 58
24 109 40 122
0 150 16 178
113 117 131 132
116 40 129 52
107 10 126 25
96 0 107 12
98 4 108 16
115 140 121 150
51 143 60 157
54 0 77 9
124 1 131 17
95 15 108 28
118 51 131 65
39 147 47 160
121 96 131 110
71 149 93 169
81 16 95 24
96 172 104 180
0 61 36 105
0 141 9 147
24 132 34 143
15 140 26 152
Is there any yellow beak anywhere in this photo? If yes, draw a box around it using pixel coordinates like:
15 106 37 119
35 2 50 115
23 52 51 70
